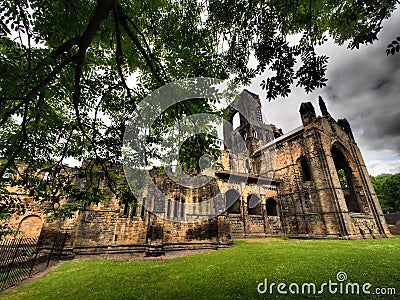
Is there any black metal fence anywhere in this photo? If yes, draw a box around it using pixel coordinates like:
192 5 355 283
0 231 68 291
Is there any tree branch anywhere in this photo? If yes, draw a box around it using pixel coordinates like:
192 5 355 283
0 100 29 178
116 5 166 84
78 0 115 53
72 0 115 129
112 6 134 104
0 54 77 128
34 37 79 72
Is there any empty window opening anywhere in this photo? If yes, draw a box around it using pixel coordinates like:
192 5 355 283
225 189 241 214
140 197 146 218
245 159 250 174
232 112 240 130
253 129 259 139
181 200 185 218
130 205 137 217
299 157 312 182
337 169 348 188
174 199 179 218
331 145 361 213
2 169 11 181
247 194 262 215
167 199 172 218
123 202 129 216
43 172 50 181
266 198 278 216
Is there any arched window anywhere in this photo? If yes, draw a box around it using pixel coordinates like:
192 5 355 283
193 197 197 214
266 198 278 216
247 194 262 215
130 204 137 217
225 189 241 214
174 198 179 218
43 172 50 181
331 145 361 212
232 112 240 130
181 200 185 218
122 201 129 216
167 199 172 218
245 159 250 174
140 197 146 219
298 157 312 182
337 169 348 188
253 129 259 139
2 168 11 181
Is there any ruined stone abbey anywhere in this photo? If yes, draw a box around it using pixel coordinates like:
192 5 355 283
4 90 392 256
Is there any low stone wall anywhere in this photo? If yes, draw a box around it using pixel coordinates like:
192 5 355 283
384 212 400 225
388 225 400 235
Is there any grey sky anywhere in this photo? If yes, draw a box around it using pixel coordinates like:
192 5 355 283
248 6 400 176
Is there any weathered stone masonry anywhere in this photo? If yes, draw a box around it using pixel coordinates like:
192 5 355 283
5 90 392 255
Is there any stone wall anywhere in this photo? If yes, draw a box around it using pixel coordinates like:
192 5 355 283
1 91 392 256
384 212 400 225
3 186 48 239
384 213 400 235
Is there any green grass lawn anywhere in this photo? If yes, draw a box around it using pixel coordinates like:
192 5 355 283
2 237 400 299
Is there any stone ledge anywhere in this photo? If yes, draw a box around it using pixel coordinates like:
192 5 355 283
71 241 232 256
388 225 400 235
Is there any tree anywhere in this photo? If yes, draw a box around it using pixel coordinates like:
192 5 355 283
1 0 398 223
371 173 400 213
337 169 348 189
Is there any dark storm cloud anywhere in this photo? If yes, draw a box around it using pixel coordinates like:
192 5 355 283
372 79 390 90
375 112 400 137
250 6 400 174
316 7 400 156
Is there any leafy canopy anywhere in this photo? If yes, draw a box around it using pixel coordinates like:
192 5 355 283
0 0 398 220
371 173 400 213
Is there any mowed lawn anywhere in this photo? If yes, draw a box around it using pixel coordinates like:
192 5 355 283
2 237 400 299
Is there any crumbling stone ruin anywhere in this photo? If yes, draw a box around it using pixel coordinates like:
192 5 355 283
3 90 392 256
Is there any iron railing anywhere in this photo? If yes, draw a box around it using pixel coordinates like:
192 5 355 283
0 231 68 291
